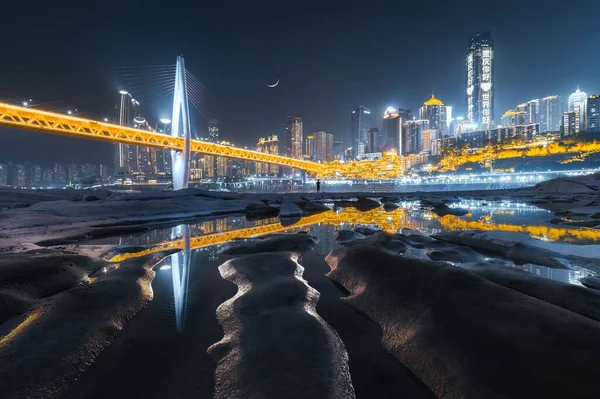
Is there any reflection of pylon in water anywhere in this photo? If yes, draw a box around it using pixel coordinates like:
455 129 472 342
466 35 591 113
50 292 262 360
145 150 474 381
170 56 191 190
171 225 191 333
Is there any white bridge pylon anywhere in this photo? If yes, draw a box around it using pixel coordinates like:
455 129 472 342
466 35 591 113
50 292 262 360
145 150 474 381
170 56 192 190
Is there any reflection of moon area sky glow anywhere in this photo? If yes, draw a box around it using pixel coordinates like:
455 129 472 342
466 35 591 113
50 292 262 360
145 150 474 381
267 79 279 88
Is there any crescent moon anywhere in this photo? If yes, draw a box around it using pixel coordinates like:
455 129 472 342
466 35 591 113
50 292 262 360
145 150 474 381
267 79 279 88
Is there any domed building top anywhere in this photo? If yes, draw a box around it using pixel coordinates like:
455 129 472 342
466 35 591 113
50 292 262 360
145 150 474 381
424 94 444 106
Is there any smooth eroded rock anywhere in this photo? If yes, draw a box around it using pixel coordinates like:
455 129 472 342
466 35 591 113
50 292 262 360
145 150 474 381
325 245 600 399
208 252 355 399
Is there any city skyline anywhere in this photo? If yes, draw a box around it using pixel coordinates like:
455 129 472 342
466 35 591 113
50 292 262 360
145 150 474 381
0 0 599 165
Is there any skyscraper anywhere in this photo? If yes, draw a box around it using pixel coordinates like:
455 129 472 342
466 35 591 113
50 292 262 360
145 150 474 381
208 119 219 142
419 95 447 137
115 90 133 174
466 32 494 128
256 135 280 175
367 128 379 153
0 163 7 186
587 95 600 133
540 95 562 133
305 135 315 160
333 141 344 161
501 110 527 127
313 131 333 162
562 111 580 137
569 86 588 131
382 107 401 155
326 133 334 162
526 99 541 125
351 106 371 159
405 120 429 155
285 116 303 159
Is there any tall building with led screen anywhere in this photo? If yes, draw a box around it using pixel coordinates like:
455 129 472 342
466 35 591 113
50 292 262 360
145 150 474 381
465 32 494 128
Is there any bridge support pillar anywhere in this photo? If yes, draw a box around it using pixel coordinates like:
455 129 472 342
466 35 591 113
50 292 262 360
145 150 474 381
171 56 191 190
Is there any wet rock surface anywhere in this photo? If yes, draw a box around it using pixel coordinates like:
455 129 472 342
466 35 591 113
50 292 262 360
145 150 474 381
434 230 600 272
209 252 355 399
337 231 408 254
219 232 318 255
279 201 306 217
581 276 600 291
0 251 160 399
326 244 600 399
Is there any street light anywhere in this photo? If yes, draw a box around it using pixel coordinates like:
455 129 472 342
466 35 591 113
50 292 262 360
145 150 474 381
159 118 171 135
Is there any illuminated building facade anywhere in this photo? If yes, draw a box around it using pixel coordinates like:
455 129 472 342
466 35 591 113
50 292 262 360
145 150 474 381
0 163 7 186
333 141 344 161
115 90 133 174
313 130 334 162
285 116 303 159
465 32 494 128
419 95 447 137
351 105 371 159
501 110 527 127
587 95 600 133
367 128 379 153
540 95 562 133
383 107 402 155
460 123 539 147
562 111 580 137
422 129 437 154
256 135 280 175
526 99 540 125
305 135 314 160
568 86 588 131
405 120 429 155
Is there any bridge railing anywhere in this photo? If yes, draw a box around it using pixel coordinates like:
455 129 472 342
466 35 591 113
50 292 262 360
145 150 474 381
0 102 325 174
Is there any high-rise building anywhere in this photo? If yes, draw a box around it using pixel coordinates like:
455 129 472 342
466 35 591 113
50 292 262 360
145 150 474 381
526 99 541 125
8 164 27 187
326 133 334 162
256 135 280 175
284 117 303 159
130 116 153 174
445 106 453 131
367 128 379 153
115 90 133 174
465 32 494 128
305 135 315 160
313 131 334 162
382 107 402 155
501 110 527 127
27 164 42 187
562 111 580 137
351 106 371 159
568 86 588 131
404 120 429 155
587 95 600 133
422 129 437 153
419 95 447 137
333 141 344 161
0 164 7 186
540 95 562 133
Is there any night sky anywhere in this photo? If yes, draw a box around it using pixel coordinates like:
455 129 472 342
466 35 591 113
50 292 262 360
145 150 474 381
1 0 599 166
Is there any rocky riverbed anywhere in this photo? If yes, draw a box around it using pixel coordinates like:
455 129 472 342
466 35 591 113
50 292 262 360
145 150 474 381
0 173 599 398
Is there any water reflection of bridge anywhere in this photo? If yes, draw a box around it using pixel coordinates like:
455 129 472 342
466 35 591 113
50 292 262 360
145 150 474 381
140 207 599 333
110 207 600 263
